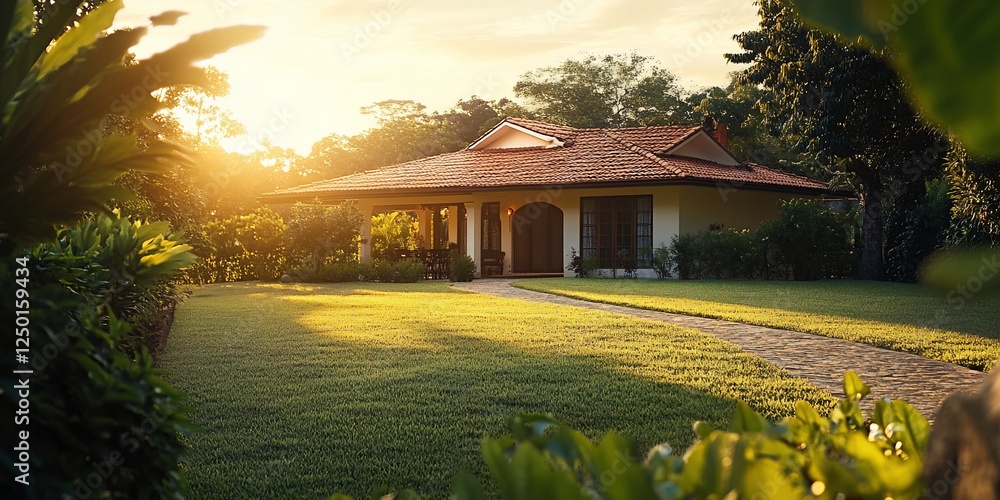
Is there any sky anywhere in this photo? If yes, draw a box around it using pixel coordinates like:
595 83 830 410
113 0 762 154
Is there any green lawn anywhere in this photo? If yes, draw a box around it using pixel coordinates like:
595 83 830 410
514 279 1000 371
162 281 832 498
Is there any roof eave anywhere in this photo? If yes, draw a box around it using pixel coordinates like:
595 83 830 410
258 178 835 204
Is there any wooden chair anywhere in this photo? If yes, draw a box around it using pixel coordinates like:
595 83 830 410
481 250 505 277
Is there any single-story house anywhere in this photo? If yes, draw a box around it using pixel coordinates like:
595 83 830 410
261 117 830 278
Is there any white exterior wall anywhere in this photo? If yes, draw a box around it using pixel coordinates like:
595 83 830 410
677 185 800 235
669 133 739 166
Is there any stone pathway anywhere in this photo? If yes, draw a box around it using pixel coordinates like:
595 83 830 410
452 280 986 419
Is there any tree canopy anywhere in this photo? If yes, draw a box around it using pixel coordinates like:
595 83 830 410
514 53 692 128
728 0 945 280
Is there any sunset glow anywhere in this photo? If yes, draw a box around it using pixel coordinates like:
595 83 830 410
114 0 759 153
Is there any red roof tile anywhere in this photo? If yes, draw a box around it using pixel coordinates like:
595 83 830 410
264 118 829 200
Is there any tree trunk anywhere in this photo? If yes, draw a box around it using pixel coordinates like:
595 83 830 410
857 183 886 280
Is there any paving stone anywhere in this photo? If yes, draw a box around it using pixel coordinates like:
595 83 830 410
453 280 986 420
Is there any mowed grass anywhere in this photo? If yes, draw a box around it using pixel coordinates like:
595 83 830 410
514 279 1000 371
161 281 833 498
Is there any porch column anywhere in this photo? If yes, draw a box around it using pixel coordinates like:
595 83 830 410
464 202 482 278
447 205 460 247
418 207 432 249
359 204 372 261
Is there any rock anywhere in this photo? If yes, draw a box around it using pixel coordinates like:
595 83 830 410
924 363 1000 499
280 274 293 283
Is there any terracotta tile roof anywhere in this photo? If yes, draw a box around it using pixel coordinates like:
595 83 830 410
265 118 829 200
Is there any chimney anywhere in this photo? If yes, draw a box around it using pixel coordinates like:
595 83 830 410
701 116 729 150
713 122 729 150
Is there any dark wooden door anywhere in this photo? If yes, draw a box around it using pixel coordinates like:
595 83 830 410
512 202 563 273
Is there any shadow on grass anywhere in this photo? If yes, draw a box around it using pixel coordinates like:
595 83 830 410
163 282 824 499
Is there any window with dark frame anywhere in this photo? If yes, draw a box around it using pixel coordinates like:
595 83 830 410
481 202 501 253
580 195 652 268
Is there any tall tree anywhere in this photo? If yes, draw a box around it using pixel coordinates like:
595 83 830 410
728 0 944 280
514 53 691 128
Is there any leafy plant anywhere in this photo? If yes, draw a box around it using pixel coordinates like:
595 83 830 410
0 1 262 497
0 0 265 252
191 207 286 283
566 247 597 278
370 211 419 260
33 210 196 353
616 248 637 278
759 199 856 281
651 243 672 279
449 251 476 282
8 211 199 498
286 201 365 272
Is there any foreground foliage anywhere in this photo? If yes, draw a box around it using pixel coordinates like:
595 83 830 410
163 281 832 497
0 1 261 497
515 279 1000 371
7 211 197 498
33 211 196 352
336 372 928 499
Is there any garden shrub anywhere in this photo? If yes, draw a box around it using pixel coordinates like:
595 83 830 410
566 248 598 277
286 201 365 272
616 248 638 278
450 251 476 282
32 211 197 354
188 207 286 283
759 199 856 280
944 143 1000 247
292 259 425 283
7 213 198 498
670 233 701 279
886 179 952 283
671 199 854 280
670 229 765 279
372 259 425 283
651 243 673 278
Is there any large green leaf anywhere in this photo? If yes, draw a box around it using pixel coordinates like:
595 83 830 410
842 370 871 401
38 0 123 77
788 0 1000 157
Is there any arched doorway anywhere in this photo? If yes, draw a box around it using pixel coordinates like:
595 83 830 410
512 202 564 273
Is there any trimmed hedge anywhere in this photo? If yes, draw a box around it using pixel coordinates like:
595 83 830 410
672 199 856 280
292 259 425 283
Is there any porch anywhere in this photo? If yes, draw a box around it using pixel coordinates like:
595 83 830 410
358 198 565 279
